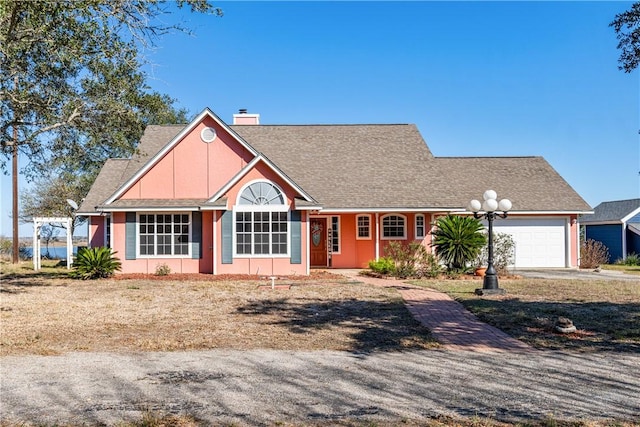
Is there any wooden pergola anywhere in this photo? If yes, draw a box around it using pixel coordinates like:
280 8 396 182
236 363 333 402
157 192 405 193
32 217 73 270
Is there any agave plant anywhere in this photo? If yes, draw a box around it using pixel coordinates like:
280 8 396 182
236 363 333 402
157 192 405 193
71 247 122 279
431 215 486 271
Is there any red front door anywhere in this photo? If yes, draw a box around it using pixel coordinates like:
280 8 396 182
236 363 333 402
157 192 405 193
310 218 328 267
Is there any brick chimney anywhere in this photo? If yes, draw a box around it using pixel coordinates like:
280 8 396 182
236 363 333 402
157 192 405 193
233 108 260 125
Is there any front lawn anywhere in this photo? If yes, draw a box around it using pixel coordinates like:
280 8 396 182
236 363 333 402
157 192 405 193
0 265 436 356
410 277 640 352
602 263 640 276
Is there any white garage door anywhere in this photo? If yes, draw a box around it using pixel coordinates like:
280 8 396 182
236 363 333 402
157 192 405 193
492 218 567 268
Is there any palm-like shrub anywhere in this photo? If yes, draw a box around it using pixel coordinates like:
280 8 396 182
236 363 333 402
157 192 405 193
71 247 121 279
431 215 486 271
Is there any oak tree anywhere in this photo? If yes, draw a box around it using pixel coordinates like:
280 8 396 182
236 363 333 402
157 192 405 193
0 0 220 260
1 0 220 176
610 1 640 73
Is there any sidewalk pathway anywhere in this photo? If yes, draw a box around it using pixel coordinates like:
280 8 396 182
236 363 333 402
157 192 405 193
336 270 533 353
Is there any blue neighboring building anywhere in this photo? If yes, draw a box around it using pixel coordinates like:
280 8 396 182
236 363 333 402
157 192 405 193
581 198 640 263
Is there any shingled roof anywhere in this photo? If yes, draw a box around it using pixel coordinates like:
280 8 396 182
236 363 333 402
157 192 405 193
78 125 187 214
428 157 592 212
79 118 592 214
233 124 441 210
79 159 130 214
580 198 640 223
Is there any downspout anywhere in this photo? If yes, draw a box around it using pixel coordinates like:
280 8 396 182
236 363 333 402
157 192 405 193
213 210 217 275
104 216 108 249
306 211 310 275
566 217 571 268
622 222 627 261
375 212 380 261
574 216 580 268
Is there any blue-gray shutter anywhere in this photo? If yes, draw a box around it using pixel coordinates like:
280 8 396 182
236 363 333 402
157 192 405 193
191 211 202 259
125 212 136 260
221 210 233 264
290 210 302 264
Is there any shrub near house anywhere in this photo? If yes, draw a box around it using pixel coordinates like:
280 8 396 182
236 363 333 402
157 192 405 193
580 239 610 269
431 215 485 272
71 247 121 279
369 241 442 279
475 232 516 275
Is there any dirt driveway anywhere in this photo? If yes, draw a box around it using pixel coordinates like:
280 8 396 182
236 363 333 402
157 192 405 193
2 349 639 426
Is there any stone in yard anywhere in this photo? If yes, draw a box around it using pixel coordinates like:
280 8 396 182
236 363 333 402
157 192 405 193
554 316 577 334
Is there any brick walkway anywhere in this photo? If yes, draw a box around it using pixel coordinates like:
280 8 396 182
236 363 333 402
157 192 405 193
336 270 533 353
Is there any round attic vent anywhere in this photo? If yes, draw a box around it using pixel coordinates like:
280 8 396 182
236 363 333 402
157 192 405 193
201 127 217 143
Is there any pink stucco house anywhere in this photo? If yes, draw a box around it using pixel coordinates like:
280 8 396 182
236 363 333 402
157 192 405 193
78 107 592 275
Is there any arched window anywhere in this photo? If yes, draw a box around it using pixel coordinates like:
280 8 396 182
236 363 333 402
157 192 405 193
235 181 289 256
238 181 285 205
381 214 407 239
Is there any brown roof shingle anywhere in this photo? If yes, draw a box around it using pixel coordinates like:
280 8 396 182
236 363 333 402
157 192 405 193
81 119 591 214
78 159 130 214
233 124 436 210
429 157 591 212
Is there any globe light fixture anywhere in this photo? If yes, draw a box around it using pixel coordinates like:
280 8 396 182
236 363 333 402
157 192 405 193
468 190 511 295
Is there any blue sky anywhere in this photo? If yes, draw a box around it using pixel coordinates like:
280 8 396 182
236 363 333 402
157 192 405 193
1 1 638 237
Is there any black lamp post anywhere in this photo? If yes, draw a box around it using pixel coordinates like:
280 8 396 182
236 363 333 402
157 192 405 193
468 190 512 296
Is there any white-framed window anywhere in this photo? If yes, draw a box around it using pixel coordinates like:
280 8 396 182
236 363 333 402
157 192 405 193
356 214 371 240
415 214 425 239
381 214 406 239
331 216 340 254
236 211 288 255
234 180 289 257
105 215 111 248
138 213 190 257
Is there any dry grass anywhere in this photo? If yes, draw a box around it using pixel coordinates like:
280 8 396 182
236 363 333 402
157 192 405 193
0 262 436 356
603 264 640 276
107 413 640 427
2 260 638 354
412 278 640 352
1 263 639 427
2 412 631 427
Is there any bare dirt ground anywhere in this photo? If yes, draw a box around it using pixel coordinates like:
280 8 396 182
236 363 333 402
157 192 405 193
2 348 639 427
0 270 436 356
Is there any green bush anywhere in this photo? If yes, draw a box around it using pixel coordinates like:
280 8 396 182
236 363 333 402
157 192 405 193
385 241 418 278
431 215 486 272
616 252 640 266
368 257 396 275
368 241 443 279
579 239 609 269
71 247 121 279
387 241 442 278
